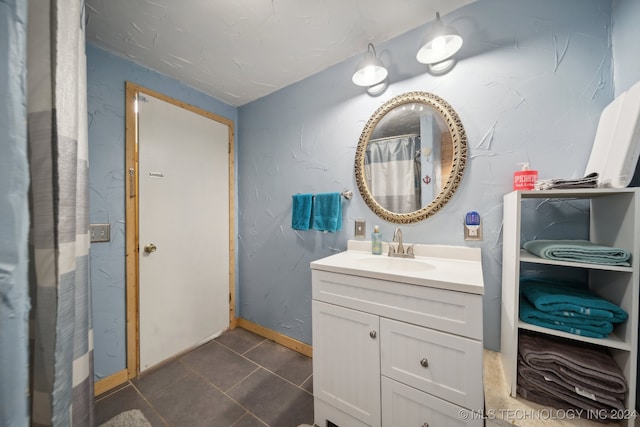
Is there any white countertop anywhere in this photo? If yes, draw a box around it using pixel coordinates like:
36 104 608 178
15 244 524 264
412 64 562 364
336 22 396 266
310 240 485 295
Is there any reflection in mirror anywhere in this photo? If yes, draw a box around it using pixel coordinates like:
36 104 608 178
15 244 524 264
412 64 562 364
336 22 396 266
364 103 453 213
355 92 466 224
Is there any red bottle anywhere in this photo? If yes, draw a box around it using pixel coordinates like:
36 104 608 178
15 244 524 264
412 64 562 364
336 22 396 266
513 163 538 190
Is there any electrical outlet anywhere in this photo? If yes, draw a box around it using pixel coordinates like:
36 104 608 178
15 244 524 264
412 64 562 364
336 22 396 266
90 223 111 243
354 219 366 238
464 224 482 241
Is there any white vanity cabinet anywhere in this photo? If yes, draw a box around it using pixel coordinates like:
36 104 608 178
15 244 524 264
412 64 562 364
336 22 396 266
311 242 485 427
501 189 639 419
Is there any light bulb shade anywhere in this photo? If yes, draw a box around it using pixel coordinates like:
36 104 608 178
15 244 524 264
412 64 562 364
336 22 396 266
352 44 388 87
416 12 463 65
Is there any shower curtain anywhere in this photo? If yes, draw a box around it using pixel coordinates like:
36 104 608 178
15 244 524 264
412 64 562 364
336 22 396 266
28 0 94 425
365 134 421 213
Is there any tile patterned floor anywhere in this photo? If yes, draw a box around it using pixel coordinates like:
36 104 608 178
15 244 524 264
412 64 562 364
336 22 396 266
95 328 314 427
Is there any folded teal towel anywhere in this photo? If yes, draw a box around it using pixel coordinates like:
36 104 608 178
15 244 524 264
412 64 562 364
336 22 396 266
291 194 313 230
520 277 628 322
519 296 614 338
312 192 342 232
523 239 631 266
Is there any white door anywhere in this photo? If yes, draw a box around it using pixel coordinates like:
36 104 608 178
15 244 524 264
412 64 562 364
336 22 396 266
137 93 230 371
312 300 381 427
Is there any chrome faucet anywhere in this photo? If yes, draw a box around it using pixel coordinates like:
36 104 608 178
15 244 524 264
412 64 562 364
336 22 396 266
394 228 404 254
388 227 415 258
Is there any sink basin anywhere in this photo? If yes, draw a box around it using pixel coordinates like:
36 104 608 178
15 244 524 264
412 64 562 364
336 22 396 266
310 240 485 294
357 256 435 273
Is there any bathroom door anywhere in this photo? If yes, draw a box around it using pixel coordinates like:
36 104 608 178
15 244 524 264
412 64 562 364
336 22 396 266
137 93 230 371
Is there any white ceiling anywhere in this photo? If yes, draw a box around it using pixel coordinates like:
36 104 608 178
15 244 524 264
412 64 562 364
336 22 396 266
85 0 475 107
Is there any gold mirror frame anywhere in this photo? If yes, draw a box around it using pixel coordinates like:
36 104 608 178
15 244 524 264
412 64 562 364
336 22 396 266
355 91 467 224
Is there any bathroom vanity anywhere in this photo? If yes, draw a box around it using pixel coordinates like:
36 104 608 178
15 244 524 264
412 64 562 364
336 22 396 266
310 240 485 427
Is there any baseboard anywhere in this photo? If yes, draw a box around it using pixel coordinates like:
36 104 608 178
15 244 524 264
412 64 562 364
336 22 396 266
237 318 312 358
94 368 128 397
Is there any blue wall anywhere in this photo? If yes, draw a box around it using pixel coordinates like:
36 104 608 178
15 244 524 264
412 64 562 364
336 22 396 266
612 0 640 96
0 0 30 425
237 0 614 351
87 44 237 380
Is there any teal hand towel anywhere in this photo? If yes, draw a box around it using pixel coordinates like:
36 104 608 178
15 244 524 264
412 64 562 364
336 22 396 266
312 192 342 232
523 239 631 266
519 296 614 338
291 194 313 230
520 277 628 322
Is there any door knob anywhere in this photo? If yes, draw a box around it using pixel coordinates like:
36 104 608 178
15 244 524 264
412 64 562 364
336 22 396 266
143 243 157 253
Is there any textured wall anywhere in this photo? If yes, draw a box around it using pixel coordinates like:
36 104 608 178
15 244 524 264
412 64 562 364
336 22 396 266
237 0 614 351
86 44 237 380
0 0 30 425
612 0 640 96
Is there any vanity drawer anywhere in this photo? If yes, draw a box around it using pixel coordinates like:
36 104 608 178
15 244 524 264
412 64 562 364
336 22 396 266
312 270 483 339
380 318 483 410
381 376 482 427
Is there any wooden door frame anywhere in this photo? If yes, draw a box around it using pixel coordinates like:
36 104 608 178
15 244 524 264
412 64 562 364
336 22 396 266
124 81 236 379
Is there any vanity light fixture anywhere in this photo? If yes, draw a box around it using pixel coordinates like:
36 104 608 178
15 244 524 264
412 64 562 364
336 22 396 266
352 43 388 95
416 12 463 73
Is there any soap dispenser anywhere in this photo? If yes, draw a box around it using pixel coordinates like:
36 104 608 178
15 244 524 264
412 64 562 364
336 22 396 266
371 225 382 255
513 162 538 190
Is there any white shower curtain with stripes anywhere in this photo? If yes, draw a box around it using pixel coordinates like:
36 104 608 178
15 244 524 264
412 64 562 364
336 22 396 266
28 0 94 425
364 134 421 213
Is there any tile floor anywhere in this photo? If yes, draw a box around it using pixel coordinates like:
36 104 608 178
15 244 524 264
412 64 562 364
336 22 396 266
95 328 314 427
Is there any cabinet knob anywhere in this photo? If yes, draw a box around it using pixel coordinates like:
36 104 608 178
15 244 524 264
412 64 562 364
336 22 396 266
422 423 429 427
420 357 429 368
369 330 377 339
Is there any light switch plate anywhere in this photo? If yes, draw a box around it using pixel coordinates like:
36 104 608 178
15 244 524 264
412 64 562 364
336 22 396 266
90 223 111 243
354 219 366 238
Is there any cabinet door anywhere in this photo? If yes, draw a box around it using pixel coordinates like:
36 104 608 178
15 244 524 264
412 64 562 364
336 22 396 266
312 300 381 427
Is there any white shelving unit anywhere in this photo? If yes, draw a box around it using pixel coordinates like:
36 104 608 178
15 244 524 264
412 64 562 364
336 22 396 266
501 188 639 418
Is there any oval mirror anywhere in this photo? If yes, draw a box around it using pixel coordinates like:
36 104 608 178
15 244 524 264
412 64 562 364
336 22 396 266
355 91 467 223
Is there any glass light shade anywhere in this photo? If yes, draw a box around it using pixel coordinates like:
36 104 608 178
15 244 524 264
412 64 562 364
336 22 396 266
352 44 388 87
417 34 463 64
416 12 463 65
